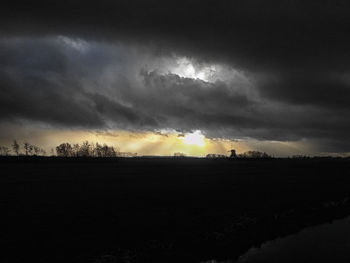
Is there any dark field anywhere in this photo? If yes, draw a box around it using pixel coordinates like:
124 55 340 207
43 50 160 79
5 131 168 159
1 157 350 263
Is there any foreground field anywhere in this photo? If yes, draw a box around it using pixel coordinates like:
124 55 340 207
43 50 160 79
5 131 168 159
1 157 350 262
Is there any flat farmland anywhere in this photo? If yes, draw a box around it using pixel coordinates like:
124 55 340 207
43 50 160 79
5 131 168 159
1 157 350 262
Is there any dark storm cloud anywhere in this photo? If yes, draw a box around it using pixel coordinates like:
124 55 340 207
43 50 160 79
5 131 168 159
257 72 350 109
2 0 350 69
0 38 150 129
0 72 103 127
1 0 350 152
1 0 350 106
0 37 256 132
0 38 99 127
0 36 350 151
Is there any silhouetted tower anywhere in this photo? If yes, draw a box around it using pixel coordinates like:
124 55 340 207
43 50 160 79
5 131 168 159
229 149 237 158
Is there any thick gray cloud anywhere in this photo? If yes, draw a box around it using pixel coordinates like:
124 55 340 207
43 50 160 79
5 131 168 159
0 37 349 153
1 1 350 152
1 0 350 71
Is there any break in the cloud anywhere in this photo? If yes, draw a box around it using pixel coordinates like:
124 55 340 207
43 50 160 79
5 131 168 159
0 0 350 154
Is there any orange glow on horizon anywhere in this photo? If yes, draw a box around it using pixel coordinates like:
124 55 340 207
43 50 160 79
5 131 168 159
0 124 318 157
0 126 246 157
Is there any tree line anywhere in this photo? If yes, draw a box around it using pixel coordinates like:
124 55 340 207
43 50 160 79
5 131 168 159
206 150 271 159
0 140 46 156
0 140 120 157
236 151 271 158
55 141 119 157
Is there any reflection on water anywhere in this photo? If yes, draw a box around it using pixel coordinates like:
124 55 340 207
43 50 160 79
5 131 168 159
201 215 350 263
236 215 350 263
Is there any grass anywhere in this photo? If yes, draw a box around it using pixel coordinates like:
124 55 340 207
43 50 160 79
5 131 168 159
1 157 350 262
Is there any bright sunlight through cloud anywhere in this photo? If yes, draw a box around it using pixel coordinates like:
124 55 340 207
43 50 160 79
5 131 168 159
182 130 206 147
170 57 215 82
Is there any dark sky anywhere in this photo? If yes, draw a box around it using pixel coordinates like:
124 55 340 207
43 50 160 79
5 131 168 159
1 0 350 153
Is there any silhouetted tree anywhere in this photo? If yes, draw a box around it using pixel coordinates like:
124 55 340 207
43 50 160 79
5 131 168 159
0 146 10 156
54 141 119 157
101 144 109 157
23 142 30 156
28 144 34 156
174 152 186 157
93 143 117 157
12 140 20 155
33 146 40 155
94 143 103 157
56 143 73 157
72 144 80 157
78 141 91 157
33 146 46 156
103 144 117 157
238 151 271 158
206 153 226 158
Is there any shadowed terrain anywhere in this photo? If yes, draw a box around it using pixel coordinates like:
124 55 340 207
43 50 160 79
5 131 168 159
1 157 350 262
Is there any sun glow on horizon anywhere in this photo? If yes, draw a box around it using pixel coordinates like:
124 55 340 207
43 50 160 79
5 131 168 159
182 130 206 147
0 124 254 157
1 125 322 157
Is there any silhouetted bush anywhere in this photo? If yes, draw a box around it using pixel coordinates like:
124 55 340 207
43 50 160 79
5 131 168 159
174 152 186 157
237 151 271 158
206 153 227 158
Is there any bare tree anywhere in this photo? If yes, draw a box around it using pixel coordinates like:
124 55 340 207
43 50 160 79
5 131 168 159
91 143 117 157
33 146 40 156
28 144 34 156
93 143 102 157
101 144 109 157
12 140 20 156
78 141 91 157
40 148 46 156
56 143 73 157
23 142 30 156
72 144 80 157
0 146 10 156
106 145 117 157
33 146 46 156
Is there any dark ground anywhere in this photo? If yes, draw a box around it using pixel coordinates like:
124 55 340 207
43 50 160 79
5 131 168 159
1 157 350 263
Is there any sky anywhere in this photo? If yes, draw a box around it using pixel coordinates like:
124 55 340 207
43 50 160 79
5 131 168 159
0 0 350 156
